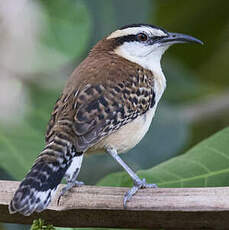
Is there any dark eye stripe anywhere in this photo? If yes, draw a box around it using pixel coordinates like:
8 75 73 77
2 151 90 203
114 34 137 46
113 33 167 48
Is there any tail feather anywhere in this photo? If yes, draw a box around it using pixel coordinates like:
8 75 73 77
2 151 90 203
9 136 73 216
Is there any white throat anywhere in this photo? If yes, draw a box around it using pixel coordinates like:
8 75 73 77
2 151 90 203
115 43 167 75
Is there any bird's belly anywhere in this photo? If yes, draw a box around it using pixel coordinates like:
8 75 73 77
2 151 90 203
87 108 156 154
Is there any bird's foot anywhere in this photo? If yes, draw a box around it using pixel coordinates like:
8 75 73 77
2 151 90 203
123 178 157 208
57 180 84 205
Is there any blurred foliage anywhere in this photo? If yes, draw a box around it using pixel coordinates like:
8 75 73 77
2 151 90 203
32 0 91 72
0 0 229 229
156 0 229 86
0 84 59 179
155 0 229 149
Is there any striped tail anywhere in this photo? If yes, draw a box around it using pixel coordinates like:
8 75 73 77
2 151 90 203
9 135 74 216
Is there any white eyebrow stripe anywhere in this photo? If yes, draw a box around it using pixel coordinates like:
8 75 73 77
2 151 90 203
107 26 167 39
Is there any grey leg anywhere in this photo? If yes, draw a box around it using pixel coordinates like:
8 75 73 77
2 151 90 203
57 154 84 204
106 145 157 208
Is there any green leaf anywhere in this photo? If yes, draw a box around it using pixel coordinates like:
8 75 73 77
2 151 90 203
98 127 229 188
31 219 55 230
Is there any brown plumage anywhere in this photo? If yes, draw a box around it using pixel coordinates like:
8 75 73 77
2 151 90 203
46 39 155 154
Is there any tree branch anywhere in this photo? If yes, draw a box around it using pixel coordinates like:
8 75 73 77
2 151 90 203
1 180 229 229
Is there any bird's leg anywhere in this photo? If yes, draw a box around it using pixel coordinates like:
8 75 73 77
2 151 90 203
106 145 157 208
57 154 84 204
58 169 84 203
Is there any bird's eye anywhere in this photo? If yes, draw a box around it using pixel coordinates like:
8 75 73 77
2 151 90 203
137 33 148 42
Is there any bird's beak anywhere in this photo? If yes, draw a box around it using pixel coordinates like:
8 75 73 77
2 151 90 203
160 32 203 45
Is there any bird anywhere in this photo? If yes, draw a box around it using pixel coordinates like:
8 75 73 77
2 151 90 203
9 23 203 216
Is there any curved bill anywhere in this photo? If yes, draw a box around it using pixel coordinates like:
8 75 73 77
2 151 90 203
160 32 204 45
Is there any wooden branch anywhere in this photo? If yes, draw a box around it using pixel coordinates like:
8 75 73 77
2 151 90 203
1 180 229 229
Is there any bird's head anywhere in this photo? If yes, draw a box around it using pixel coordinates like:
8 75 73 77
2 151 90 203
102 24 203 73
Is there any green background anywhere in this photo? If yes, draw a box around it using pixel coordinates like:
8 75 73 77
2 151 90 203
0 0 228 229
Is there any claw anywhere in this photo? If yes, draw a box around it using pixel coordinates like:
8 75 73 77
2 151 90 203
123 178 157 208
57 180 84 205
123 185 139 208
